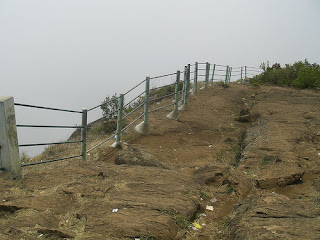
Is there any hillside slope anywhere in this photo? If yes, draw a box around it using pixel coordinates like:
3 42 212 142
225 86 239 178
1 83 320 240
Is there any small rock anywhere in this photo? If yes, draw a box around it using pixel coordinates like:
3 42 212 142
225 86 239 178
210 198 218 203
206 205 214 211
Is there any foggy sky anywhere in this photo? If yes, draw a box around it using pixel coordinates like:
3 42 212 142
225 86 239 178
1 0 320 156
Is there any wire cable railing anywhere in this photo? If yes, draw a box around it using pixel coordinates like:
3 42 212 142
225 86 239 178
5 61 264 174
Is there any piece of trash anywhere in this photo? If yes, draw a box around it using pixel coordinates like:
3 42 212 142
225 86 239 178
318 153 320 156
3 200 6 202
202 223 206 226
243 171 248 174
210 198 218 203
38 234 43 238
87 153 91 156
200 198 203 201
317 131 320 136
192 226 198 231
112 208 118 213
206 205 214 211
200 213 207 217
192 223 202 229
159 146 162 149
189 132 191 135
66 220 69 222
209 145 213 148
135 238 140 240
272 192 276 194
173 149 176 152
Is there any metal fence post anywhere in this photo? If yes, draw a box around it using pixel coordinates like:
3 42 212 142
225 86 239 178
211 63 216 83
205 62 210 86
135 77 150 134
81 108 87 160
183 66 189 104
193 62 198 93
185 64 191 102
179 66 189 110
181 66 186 104
144 77 150 124
166 71 180 120
241 66 243 81
229 67 232 83
225 65 229 84
0 96 21 178
112 94 124 146
245 66 247 79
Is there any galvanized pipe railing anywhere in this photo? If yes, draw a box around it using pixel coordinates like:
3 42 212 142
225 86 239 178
11 61 264 172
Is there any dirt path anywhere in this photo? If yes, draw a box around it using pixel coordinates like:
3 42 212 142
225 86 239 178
1 83 320 239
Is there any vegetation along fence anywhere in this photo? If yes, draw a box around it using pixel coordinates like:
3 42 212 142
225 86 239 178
0 62 263 177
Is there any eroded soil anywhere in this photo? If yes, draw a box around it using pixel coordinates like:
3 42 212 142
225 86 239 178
1 83 320 239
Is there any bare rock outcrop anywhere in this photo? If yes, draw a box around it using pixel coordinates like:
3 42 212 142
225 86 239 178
223 193 320 240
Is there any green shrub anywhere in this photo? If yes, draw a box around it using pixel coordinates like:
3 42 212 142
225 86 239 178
100 93 118 121
251 60 320 89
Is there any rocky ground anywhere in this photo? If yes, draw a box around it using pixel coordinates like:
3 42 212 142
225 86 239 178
1 83 320 239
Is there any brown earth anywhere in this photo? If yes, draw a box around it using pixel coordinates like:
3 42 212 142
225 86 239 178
1 83 320 239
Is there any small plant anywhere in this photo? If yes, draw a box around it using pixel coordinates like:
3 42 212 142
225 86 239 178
261 155 281 166
226 186 234 195
20 151 31 164
176 216 190 230
101 93 119 121
158 208 190 230
214 149 226 162
230 144 241 167
199 190 210 200
222 216 232 230
217 81 229 88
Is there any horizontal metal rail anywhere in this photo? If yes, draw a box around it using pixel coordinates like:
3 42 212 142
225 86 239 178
215 69 227 72
14 103 82 113
246 66 261 70
149 92 175 103
150 82 176 92
121 113 144 132
87 134 116 153
88 99 111 112
124 79 146 95
19 140 82 147
247 69 263 73
21 155 82 167
123 90 146 108
150 72 176 80
122 102 145 120
149 103 174 113
216 64 228 67
16 124 82 129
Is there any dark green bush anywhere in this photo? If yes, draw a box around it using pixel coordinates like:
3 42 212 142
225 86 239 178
250 60 320 89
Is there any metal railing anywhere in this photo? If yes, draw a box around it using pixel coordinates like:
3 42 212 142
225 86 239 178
8 61 263 170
